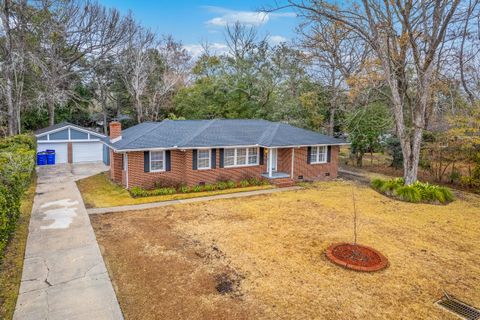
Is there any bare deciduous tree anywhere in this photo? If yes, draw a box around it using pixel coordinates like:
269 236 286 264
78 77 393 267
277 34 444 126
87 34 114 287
298 18 368 135
458 0 480 104
285 0 467 184
32 0 133 126
118 26 155 123
0 0 28 136
144 36 191 121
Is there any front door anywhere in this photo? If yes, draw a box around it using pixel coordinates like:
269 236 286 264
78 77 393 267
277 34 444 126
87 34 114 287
267 148 277 172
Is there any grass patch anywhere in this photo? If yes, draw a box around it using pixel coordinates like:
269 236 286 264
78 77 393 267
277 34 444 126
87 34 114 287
371 178 454 204
77 173 274 208
91 180 480 319
0 175 36 320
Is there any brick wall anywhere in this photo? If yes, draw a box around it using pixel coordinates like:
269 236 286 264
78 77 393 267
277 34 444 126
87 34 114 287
277 148 292 174
292 146 339 181
109 146 339 189
110 150 123 184
122 149 267 189
127 150 186 189
183 149 267 186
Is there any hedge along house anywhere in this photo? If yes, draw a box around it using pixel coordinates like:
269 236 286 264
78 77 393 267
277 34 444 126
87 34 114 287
35 122 109 164
104 119 348 189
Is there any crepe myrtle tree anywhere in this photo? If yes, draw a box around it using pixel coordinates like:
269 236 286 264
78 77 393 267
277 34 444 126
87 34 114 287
281 0 467 185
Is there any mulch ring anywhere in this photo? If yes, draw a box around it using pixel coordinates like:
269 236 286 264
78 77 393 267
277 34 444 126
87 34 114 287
326 242 389 272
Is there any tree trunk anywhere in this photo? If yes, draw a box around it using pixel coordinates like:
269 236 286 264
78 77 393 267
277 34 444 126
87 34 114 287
6 76 17 136
135 97 143 123
328 108 335 136
103 111 108 135
2 0 17 136
101 88 108 134
356 152 363 167
401 128 423 185
48 99 55 126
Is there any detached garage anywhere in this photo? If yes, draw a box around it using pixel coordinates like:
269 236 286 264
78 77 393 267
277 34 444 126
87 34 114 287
35 122 108 165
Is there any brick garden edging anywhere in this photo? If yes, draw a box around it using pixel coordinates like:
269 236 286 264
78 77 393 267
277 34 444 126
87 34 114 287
326 242 389 272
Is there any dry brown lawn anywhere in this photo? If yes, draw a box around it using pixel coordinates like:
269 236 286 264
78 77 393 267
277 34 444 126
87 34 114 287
91 180 480 320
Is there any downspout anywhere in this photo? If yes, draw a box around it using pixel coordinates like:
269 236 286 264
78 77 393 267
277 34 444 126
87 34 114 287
125 153 129 189
291 147 295 179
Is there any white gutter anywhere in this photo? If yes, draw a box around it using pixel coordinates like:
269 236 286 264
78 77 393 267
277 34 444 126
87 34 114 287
101 141 350 153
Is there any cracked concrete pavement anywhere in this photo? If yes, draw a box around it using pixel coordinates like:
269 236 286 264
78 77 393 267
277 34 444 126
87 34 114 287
14 163 123 320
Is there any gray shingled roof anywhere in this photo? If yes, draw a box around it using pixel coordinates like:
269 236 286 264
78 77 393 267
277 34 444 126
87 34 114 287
106 119 348 151
35 121 105 137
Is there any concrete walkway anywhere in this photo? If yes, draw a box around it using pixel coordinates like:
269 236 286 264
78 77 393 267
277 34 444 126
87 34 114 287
88 186 302 215
14 163 123 320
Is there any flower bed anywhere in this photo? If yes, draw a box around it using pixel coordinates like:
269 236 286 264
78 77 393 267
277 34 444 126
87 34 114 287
371 178 454 204
129 177 270 198
326 242 389 272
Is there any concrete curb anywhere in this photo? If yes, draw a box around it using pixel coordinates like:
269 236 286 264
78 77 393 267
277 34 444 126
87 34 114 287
87 186 303 215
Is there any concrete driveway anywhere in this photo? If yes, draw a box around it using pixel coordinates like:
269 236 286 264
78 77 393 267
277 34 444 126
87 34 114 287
14 163 123 320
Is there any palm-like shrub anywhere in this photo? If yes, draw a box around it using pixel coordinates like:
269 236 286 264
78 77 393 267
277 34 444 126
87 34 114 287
394 185 422 203
371 178 454 204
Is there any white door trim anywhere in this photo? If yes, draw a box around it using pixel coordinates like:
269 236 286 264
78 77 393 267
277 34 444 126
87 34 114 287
267 148 278 177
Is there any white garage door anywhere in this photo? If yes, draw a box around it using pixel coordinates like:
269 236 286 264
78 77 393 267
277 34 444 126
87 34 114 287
37 143 68 164
72 142 103 163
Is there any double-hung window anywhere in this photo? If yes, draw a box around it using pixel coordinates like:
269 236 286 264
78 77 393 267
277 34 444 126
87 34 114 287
236 148 247 165
197 149 211 170
247 148 258 164
224 147 259 167
150 151 165 171
224 148 235 166
310 146 327 164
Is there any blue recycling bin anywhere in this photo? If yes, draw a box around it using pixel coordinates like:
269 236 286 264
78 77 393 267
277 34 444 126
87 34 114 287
37 152 47 165
46 150 56 165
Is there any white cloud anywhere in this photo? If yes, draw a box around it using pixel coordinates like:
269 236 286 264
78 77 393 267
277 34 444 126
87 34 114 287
204 6 296 27
207 11 269 27
269 35 288 46
183 42 229 58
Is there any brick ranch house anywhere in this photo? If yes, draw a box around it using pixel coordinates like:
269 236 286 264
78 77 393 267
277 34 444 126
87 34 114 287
104 119 348 189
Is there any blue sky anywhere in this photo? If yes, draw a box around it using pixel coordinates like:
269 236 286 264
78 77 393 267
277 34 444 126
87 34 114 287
98 0 298 56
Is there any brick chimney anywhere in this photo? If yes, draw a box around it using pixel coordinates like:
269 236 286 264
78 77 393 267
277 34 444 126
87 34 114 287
109 121 122 141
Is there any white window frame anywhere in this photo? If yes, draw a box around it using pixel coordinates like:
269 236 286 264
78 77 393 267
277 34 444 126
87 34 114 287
197 149 211 170
150 150 165 172
310 145 328 164
224 147 260 168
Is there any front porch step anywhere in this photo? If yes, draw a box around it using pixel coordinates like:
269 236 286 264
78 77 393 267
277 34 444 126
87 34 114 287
269 177 297 188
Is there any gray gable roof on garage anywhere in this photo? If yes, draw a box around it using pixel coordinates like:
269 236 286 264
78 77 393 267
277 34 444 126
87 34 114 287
35 122 105 138
107 119 348 151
